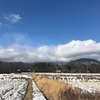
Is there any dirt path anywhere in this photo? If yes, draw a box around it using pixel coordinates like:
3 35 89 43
24 79 33 100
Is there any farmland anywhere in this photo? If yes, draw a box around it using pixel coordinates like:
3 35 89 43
0 73 46 100
37 73 100 93
0 73 100 100
32 73 100 100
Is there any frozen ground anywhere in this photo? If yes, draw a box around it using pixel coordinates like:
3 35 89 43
0 73 31 79
0 79 28 100
69 82 100 93
0 73 46 100
0 73 100 99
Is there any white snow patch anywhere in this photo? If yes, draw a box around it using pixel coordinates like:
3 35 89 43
68 82 100 93
32 80 46 100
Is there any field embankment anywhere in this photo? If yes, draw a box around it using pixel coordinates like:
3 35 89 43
32 74 100 100
24 79 33 100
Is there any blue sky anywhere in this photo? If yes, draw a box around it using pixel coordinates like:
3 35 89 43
0 0 100 62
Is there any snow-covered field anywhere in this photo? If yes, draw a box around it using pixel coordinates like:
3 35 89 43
37 73 100 93
0 73 46 100
0 73 100 99
0 79 28 100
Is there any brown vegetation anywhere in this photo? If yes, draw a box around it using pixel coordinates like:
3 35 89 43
32 74 100 100
32 74 79 100
24 79 33 100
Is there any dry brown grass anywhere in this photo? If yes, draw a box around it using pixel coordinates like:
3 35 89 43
32 74 100 100
32 74 79 100
79 92 100 100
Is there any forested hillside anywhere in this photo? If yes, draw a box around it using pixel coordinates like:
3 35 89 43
0 58 100 73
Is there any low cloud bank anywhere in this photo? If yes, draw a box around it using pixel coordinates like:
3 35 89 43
0 40 100 62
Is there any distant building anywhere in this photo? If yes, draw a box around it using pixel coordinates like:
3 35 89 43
17 69 21 72
56 70 61 73
27 69 31 72
33 70 35 72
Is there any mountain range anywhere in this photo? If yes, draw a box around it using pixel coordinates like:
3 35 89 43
0 58 100 73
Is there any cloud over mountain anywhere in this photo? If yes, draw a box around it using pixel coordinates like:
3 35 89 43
0 40 100 62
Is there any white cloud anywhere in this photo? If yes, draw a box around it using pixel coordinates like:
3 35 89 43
5 14 22 23
0 22 2 27
0 40 100 62
0 33 31 46
0 21 12 28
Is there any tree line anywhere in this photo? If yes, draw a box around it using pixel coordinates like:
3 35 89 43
0 60 100 73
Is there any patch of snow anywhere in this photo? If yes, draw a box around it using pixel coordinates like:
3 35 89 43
32 80 46 100
68 82 100 93
0 73 31 79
